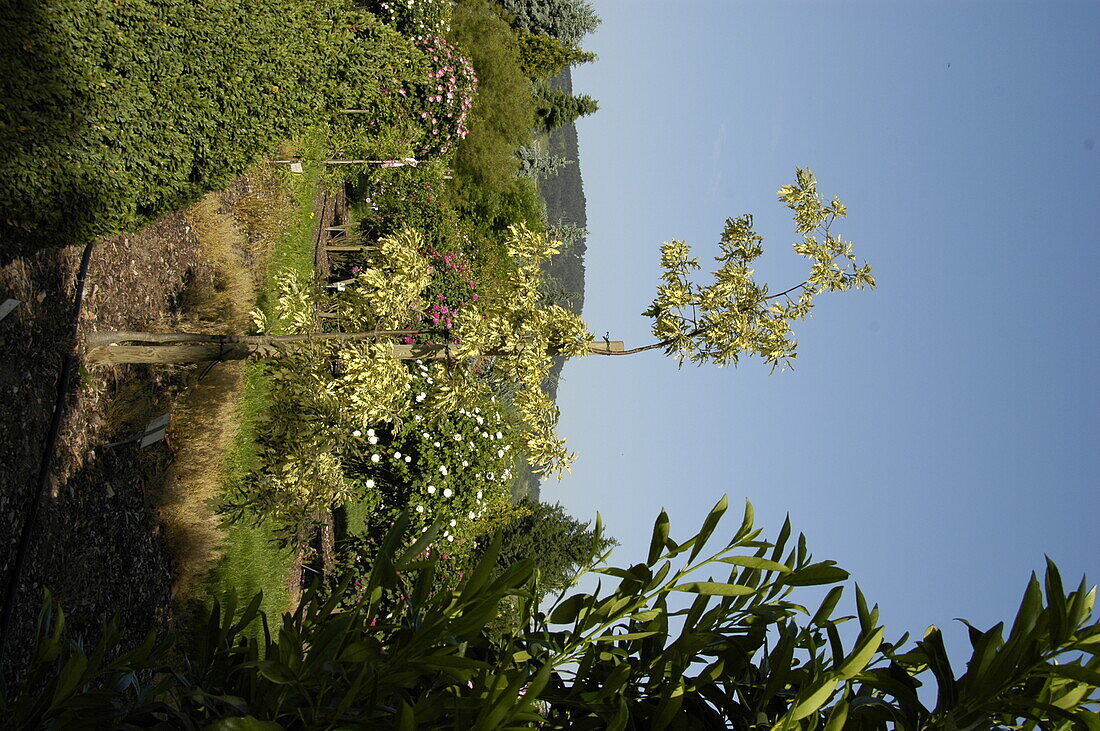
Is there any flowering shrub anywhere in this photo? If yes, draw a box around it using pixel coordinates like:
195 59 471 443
405 35 477 157
356 164 458 247
362 0 453 38
330 372 527 607
402 245 478 344
345 364 519 541
355 33 476 160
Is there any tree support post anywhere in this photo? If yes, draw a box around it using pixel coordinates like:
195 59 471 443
83 331 625 365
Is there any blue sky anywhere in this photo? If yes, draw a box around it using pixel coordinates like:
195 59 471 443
553 0 1100 664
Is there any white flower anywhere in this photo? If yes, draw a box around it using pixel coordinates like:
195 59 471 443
367 428 376 437
449 519 457 527
365 479 375 488
476 490 483 499
495 432 502 440
369 436 379 445
461 460 468 467
497 449 505 458
416 505 424 513
476 416 483 425
447 535 454 542
427 485 436 494
371 454 380 463
405 456 412 463
443 488 453 498
439 465 448 476
469 511 476 519
352 429 361 437
454 434 462 441
394 451 402 459
433 441 441 448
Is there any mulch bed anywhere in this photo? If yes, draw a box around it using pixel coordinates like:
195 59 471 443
0 177 353 687
1 173 347 684
0 212 218 682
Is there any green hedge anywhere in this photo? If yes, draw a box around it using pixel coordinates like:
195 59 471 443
0 0 413 253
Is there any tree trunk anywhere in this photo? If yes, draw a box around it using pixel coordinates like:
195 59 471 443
83 331 624 365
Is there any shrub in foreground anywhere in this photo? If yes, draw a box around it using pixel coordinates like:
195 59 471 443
3 500 1097 728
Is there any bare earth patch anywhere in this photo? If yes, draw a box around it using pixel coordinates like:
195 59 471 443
1 172 344 680
0 188 270 678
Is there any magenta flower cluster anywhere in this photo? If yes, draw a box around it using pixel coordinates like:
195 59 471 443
402 246 478 345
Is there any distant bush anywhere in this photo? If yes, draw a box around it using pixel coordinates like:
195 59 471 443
447 0 537 193
358 0 453 38
469 498 616 596
514 26 596 80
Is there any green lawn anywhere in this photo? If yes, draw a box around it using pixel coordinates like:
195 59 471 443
196 163 325 627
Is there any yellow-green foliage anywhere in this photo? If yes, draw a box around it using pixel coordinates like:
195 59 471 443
446 224 592 475
336 229 433 330
645 168 876 370
236 224 592 533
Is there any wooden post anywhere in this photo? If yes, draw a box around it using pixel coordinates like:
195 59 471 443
83 330 626 365
586 340 625 354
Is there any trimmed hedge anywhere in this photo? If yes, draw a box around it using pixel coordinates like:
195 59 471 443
0 0 413 253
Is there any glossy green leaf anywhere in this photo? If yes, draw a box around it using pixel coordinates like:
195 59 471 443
919 626 958 713
593 631 659 642
718 555 792 574
652 675 685 730
837 627 884 679
811 586 846 626
783 561 850 587
671 581 756 597
689 495 728 561
790 677 839 720
649 510 670 565
549 593 590 625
